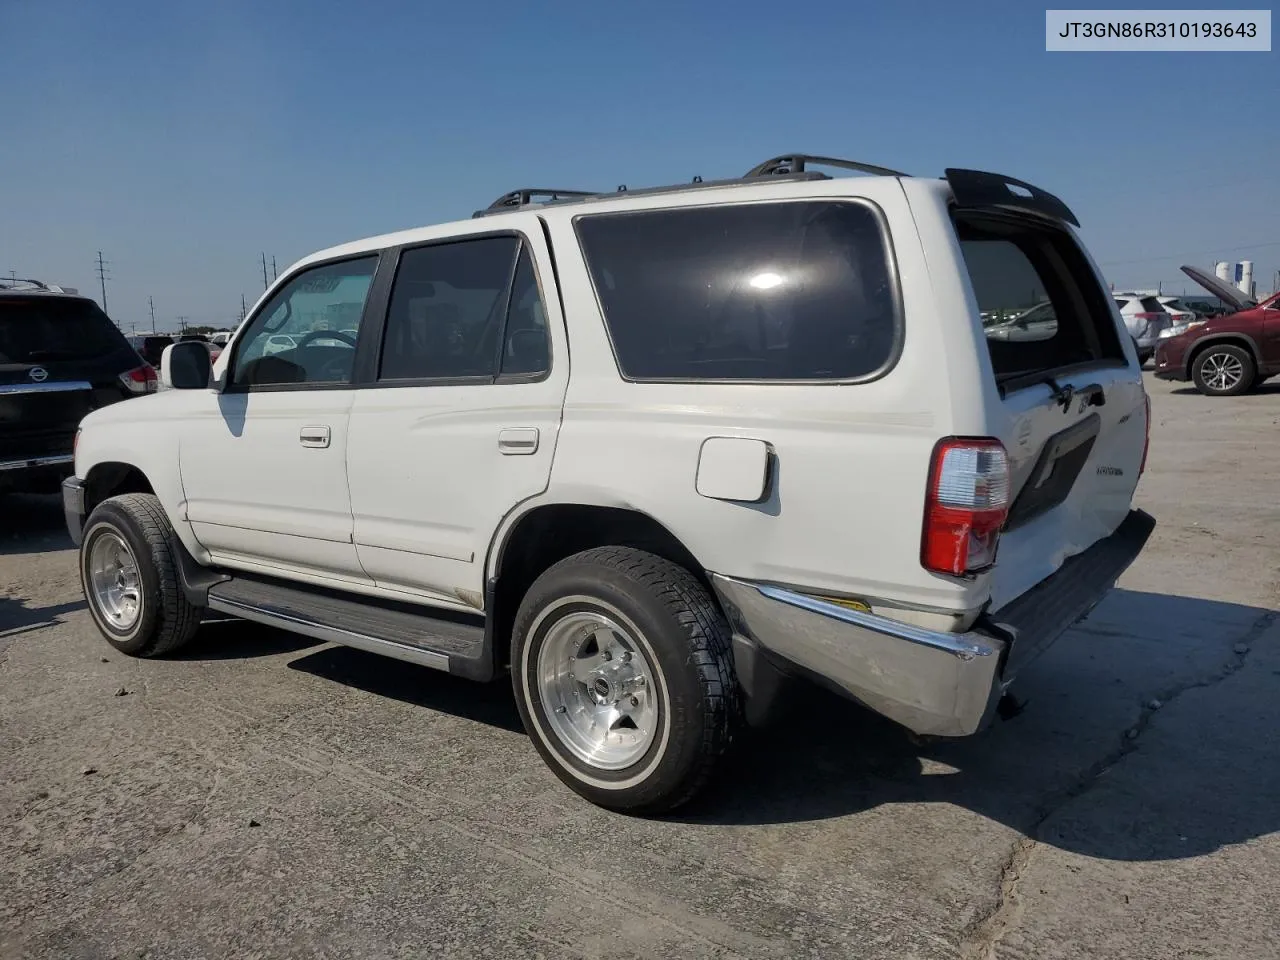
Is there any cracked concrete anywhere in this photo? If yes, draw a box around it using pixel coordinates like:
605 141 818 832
963 609 1279 960
1 374 1278 959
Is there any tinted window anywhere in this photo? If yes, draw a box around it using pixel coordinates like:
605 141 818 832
0 297 126 363
1139 297 1166 313
232 257 377 387
379 236 521 380
957 216 1123 384
576 201 898 381
500 248 550 377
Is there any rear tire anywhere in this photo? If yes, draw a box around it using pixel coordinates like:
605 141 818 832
1192 344 1255 396
80 493 201 657
511 546 740 814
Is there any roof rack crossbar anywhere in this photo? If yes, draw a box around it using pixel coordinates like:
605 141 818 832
745 154 908 179
485 188 599 210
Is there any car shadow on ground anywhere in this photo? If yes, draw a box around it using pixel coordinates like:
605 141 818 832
674 587 1279 865
176 586 1277 862
0 493 73 556
286 644 524 734
0 596 85 638
174 617 326 661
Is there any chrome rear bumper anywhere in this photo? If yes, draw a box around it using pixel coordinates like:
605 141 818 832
711 509 1155 737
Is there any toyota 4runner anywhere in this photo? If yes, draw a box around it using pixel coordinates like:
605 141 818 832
63 155 1154 813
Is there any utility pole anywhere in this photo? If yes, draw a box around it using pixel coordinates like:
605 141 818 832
176 315 189 335
148 296 155 331
96 251 111 316
261 252 269 290
272 256 278 281
240 293 247 324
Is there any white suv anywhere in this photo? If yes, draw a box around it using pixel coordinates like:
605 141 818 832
63 155 1154 813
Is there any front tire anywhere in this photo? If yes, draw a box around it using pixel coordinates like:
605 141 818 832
1192 344 1255 396
511 546 740 814
80 493 201 657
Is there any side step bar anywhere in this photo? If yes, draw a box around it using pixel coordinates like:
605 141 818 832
206 574 492 680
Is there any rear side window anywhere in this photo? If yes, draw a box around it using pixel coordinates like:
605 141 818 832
1139 297 1165 313
576 200 899 381
378 236 548 381
0 297 126 363
957 215 1124 386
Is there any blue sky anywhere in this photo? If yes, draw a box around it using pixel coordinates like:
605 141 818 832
2 0 1276 330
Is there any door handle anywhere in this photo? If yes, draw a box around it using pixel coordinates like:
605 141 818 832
299 425 331 448
498 428 539 455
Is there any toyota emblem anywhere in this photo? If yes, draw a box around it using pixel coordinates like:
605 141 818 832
28 366 49 383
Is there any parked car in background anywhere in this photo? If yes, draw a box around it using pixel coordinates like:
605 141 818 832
1154 266 1280 396
127 333 174 367
176 333 223 364
1113 294 1173 364
261 333 298 356
1155 296 1196 324
209 330 233 346
982 300 1058 342
0 280 156 495
1174 295 1231 319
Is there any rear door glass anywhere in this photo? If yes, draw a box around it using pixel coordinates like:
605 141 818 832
956 215 1124 388
0 298 125 363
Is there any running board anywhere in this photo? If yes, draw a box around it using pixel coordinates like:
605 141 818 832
206 574 492 680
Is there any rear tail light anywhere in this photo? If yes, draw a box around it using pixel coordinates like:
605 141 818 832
1139 393 1151 477
922 438 1011 576
119 363 158 395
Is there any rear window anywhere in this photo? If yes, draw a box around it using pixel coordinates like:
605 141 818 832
576 200 899 381
1139 297 1165 313
956 214 1125 387
0 297 126 364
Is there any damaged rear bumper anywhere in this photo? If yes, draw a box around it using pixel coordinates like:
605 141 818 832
711 509 1155 737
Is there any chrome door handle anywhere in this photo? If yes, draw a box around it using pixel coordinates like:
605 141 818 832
498 428 539 455
299 425 331 448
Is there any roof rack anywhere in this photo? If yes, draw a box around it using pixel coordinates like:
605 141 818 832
471 155 906 220
0 277 51 291
474 188 600 218
745 154 908 178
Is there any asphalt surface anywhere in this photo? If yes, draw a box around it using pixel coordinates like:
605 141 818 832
2 373 1277 960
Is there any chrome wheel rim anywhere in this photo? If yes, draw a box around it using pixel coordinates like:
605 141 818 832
87 531 142 631
536 604 660 771
1203 352 1244 391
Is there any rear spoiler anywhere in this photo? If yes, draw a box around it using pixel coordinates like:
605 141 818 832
944 169 1080 228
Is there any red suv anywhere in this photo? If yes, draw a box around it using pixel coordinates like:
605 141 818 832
1154 266 1280 396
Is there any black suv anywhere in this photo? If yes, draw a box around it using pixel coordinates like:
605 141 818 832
1 282 157 495
127 333 174 367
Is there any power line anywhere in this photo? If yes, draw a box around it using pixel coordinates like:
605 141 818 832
1100 239 1280 269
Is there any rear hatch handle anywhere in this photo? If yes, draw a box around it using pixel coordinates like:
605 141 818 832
1043 378 1105 413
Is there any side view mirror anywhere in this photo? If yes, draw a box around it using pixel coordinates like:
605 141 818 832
160 341 212 390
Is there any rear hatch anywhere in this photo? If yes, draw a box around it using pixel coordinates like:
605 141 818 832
1179 265 1257 313
949 179 1148 611
0 296 142 462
